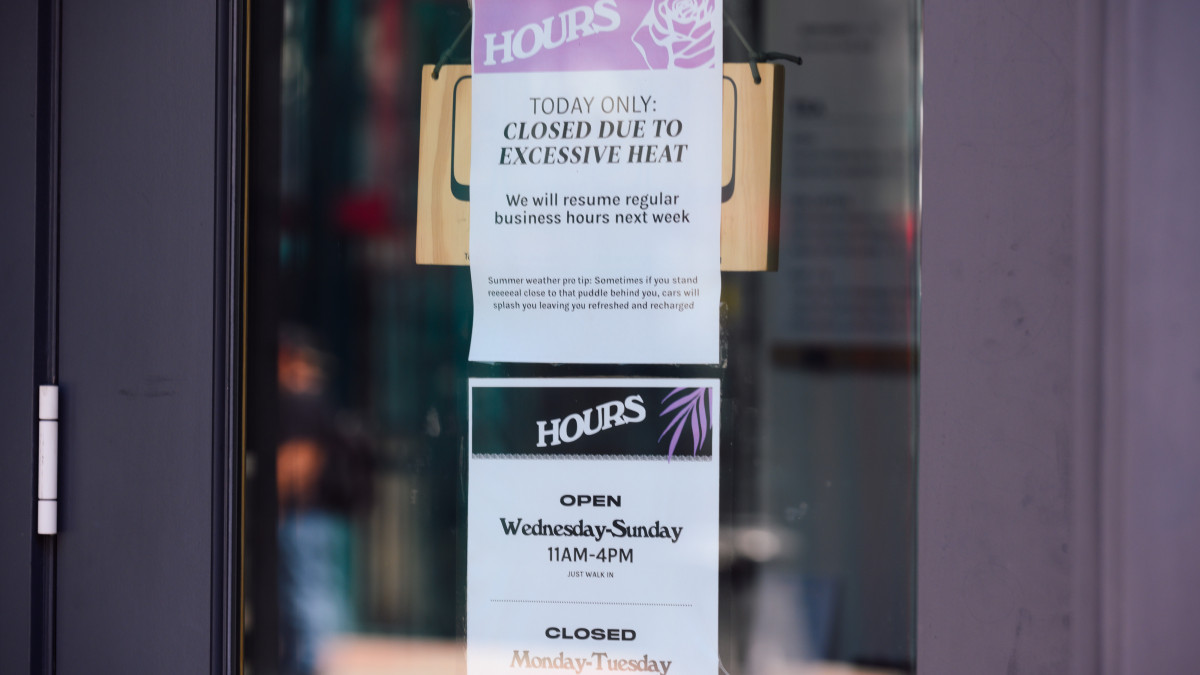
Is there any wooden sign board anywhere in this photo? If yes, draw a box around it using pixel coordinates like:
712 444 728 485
416 63 782 271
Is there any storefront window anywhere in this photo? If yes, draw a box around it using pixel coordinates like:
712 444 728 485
245 1 919 673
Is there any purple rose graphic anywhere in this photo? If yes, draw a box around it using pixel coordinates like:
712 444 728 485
632 0 720 70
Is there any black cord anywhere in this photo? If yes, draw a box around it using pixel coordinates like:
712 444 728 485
725 14 802 84
433 18 473 80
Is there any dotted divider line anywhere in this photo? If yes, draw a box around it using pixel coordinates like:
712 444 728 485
471 454 712 461
490 599 692 608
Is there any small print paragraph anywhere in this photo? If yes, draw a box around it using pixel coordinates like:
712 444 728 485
485 274 702 314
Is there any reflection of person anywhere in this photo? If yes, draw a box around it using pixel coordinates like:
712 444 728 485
277 327 373 675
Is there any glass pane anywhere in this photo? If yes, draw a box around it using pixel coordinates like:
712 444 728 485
244 1 919 674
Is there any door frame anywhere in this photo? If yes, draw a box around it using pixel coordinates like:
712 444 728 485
0 1 45 673
0 0 243 673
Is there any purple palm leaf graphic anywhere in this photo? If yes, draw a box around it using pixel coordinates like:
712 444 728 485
659 387 713 458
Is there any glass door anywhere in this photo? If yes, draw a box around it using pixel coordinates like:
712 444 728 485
244 1 920 673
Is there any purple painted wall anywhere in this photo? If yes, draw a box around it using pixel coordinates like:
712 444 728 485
921 0 1077 670
1114 1 1200 671
922 0 1200 672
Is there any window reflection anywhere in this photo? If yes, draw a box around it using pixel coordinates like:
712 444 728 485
246 1 918 674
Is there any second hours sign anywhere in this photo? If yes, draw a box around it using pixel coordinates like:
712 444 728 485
467 378 720 675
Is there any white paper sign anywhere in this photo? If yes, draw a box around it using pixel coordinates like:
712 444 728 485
468 378 720 675
469 0 723 364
